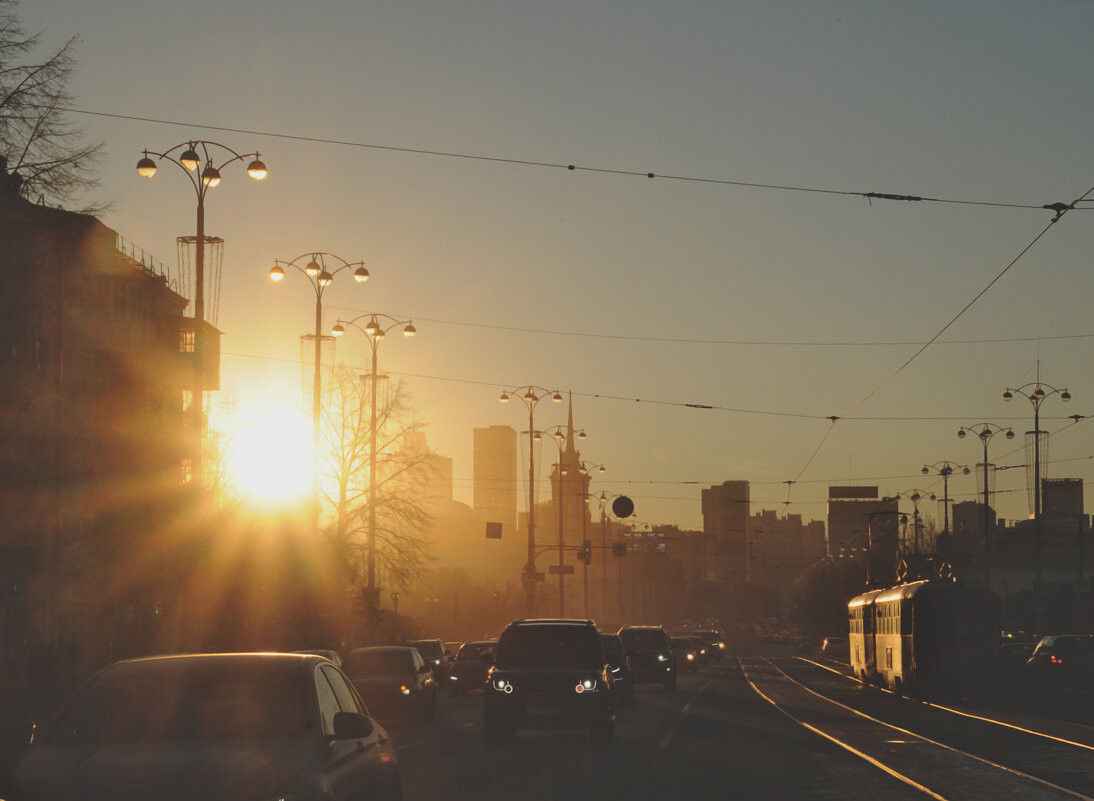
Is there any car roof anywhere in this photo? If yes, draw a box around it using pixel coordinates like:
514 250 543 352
350 645 419 654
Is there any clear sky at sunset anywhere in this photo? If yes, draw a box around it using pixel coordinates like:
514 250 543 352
22 0 1094 531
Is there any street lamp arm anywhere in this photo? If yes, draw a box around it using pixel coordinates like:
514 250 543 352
136 140 267 196
270 252 369 294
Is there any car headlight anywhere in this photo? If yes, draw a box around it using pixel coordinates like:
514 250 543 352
686 653 694 661
433 659 442 665
574 678 598 694
492 678 514 693
657 653 670 662
399 684 411 695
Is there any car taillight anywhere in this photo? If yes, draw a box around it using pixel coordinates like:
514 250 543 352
1050 654 1064 665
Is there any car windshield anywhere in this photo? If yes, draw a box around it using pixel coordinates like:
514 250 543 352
458 642 495 660
1048 636 1094 656
601 636 624 655
345 649 414 674
670 638 691 649
406 640 444 659
45 661 310 744
495 626 603 669
619 628 669 651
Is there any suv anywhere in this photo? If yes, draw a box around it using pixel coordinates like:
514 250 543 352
483 619 614 743
618 625 676 690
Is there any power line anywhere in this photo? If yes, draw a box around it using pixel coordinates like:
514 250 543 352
785 186 1094 496
66 106 1088 214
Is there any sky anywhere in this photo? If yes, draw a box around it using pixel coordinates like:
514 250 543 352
21 0 1094 532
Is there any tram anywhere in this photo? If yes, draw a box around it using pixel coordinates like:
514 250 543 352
848 579 1000 695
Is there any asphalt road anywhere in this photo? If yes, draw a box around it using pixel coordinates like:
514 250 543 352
389 661 933 801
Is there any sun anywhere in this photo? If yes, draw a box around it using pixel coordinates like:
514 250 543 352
226 411 314 507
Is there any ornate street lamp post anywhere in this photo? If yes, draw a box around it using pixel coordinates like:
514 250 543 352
921 460 970 543
332 314 417 607
137 140 267 486
1003 380 1071 596
270 253 369 508
499 387 563 615
957 423 1014 587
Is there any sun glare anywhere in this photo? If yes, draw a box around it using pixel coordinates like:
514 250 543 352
227 412 314 507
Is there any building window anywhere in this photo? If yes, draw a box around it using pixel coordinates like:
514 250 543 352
181 457 192 485
179 328 195 354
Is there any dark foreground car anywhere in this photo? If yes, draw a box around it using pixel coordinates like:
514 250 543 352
344 646 438 723
484 619 614 743
618 625 676 690
448 640 497 696
7 652 401 801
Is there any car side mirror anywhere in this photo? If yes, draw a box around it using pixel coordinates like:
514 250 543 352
479 652 495 665
418 663 432 674
606 652 624 669
331 711 374 740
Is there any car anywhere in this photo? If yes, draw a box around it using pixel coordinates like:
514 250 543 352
402 638 453 683
344 645 438 723
447 639 497 696
6 652 401 801
618 625 676 690
483 618 614 743
689 629 727 661
293 648 344 668
687 636 712 666
821 635 848 660
1024 634 1094 691
670 637 700 672
600 633 634 704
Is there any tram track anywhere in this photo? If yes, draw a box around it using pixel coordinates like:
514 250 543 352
740 656 1094 800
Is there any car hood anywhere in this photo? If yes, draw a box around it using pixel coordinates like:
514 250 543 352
351 674 417 691
13 738 319 801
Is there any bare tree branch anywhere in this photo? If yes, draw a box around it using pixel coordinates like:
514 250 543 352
0 0 104 212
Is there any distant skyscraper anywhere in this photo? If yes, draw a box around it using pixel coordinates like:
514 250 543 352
701 481 750 583
474 425 517 538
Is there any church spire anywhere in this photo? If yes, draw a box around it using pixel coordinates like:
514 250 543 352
565 391 576 455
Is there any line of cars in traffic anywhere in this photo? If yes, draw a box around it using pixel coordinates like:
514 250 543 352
0 622 726 799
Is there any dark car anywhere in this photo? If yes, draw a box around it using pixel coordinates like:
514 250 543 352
687 636 711 666
670 637 699 672
403 638 453 684
689 629 727 661
618 625 676 690
600 633 634 704
483 619 614 743
344 646 438 723
7 652 401 801
447 640 497 696
1024 634 1094 691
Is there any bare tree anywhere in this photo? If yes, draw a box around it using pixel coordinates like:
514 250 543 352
323 366 436 594
0 0 103 211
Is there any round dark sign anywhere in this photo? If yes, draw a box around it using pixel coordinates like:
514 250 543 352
611 495 634 518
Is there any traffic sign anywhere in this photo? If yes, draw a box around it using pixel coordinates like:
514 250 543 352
548 564 575 575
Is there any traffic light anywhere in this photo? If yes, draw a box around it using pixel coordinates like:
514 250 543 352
583 540 592 565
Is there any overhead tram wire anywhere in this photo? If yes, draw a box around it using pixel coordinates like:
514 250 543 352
783 185 1094 505
326 306 1094 348
62 106 1086 214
